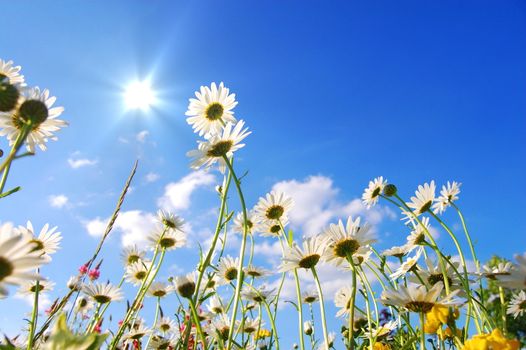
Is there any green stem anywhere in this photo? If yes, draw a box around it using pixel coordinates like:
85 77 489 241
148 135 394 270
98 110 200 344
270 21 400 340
311 267 329 350
26 280 40 350
498 286 507 335
347 257 358 350
189 298 208 350
419 312 426 350
144 297 161 349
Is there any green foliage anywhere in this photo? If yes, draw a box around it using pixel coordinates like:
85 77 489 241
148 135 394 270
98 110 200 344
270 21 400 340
41 314 107 350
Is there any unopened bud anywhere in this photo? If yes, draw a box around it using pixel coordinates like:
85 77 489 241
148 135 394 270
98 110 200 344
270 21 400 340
383 184 397 197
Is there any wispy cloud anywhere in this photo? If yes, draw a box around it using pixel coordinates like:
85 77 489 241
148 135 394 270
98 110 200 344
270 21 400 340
145 172 160 183
136 130 149 143
48 194 69 208
68 157 97 169
157 170 216 211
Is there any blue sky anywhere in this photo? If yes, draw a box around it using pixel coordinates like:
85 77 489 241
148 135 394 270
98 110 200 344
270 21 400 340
1 1 525 347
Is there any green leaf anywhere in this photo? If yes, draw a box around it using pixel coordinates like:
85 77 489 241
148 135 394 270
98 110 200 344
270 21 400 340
42 313 107 350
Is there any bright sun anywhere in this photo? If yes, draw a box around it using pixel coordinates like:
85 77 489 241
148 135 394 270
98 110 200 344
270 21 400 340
124 80 156 111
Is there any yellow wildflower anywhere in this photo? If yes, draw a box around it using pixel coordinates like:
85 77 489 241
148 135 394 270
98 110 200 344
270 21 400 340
255 328 272 340
373 342 391 350
462 329 520 350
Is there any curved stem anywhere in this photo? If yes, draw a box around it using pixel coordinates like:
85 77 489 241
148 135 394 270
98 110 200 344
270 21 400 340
311 267 329 350
26 280 40 350
144 297 161 349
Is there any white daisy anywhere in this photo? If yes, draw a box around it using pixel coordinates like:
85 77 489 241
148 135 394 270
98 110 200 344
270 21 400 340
124 324 151 342
121 245 146 266
259 217 288 238
174 272 197 299
432 181 461 214
17 279 55 296
317 331 335 350
241 285 275 304
496 253 526 289
18 221 61 257
155 316 177 334
507 290 526 318
254 191 294 222
0 231 47 298
480 261 513 280
147 227 186 251
125 261 152 286
187 119 251 173
0 87 67 152
334 285 357 318
217 256 240 285
364 320 399 338
279 236 327 272
207 295 225 314
147 281 174 298
380 283 460 313
362 177 387 209
186 82 237 138
82 282 123 304
410 257 463 292
232 211 262 235
244 265 270 279
382 244 415 258
74 295 94 315
67 276 81 291
321 216 376 266
407 181 436 215
157 210 185 231
389 248 423 280
148 334 179 350
0 59 24 85
206 314 231 343
302 289 319 304
405 217 431 248
237 317 264 334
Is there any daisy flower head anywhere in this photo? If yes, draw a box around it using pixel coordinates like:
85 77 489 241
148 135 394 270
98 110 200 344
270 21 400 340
147 227 186 251
259 217 288 238
382 243 415 259
362 177 387 209
18 221 61 257
406 217 431 248
0 86 66 152
0 59 24 86
322 216 376 266
187 119 251 173
147 281 174 298
334 285 359 318
380 283 460 313
242 284 276 304
507 290 526 318
149 334 179 350
238 318 264 334
157 210 185 231
67 275 82 291
121 245 146 266
244 265 270 279
217 255 240 285
207 295 225 314
389 248 423 280
0 231 48 298
125 261 152 286
480 261 513 280
365 320 399 339
74 295 94 315
82 282 123 304
186 82 237 138
255 191 294 222
279 236 327 272
0 59 24 113
411 257 463 292
302 289 319 304
156 316 177 334
496 252 526 289
174 272 197 299
124 324 151 342
432 181 461 214
206 313 231 343
232 211 262 235
407 181 436 216
17 279 55 296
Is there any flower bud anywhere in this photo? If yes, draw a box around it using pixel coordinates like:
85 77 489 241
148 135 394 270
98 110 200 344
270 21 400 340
383 184 397 197
304 321 313 336
18 99 48 127
0 80 19 112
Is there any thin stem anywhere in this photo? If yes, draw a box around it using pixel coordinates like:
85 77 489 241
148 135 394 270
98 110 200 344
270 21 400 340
26 280 40 350
419 312 426 350
347 256 358 350
311 267 329 350
189 298 208 350
144 297 161 349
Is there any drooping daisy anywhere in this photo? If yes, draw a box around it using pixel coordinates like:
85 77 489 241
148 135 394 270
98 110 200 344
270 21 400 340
432 181 461 214
186 82 238 138
241 285 276 304
389 248 423 280
217 256 240 285
157 210 185 231
0 87 67 152
82 282 124 304
259 218 288 238
147 281 174 298
125 261 152 286
18 221 62 257
232 211 262 235
254 191 294 222
362 177 387 209
321 216 376 266
74 295 94 315
406 181 436 216
155 316 178 334
244 265 270 279
174 272 197 299
147 227 186 251
382 244 415 259
67 275 81 291
302 289 319 304
380 283 460 313
507 290 526 318
187 119 251 173
0 59 24 86
364 320 399 338
496 253 526 289
207 295 225 314
0 231 47 298
121 245 146 266
17 279 55 296
279 236 327 272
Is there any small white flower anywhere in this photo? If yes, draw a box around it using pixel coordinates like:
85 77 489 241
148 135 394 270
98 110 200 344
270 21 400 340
18 221 62 257
407 181 436 215
254 191 294 222
507 290 526 318
155 316 177 334
432 181 461 214
125 261 152 286
82 282 123 304
217 256 240 285
496 253 526 289
279 236 327 272
382 244 415 258
0 59 25 85
390 248 423 280
380 283 461 313
147 227 186 251
232 211 262 235
207 295 225 314
174 272 197 298
147 281 174 298
362 177 387 209
121 245 146 266
17 279 55 296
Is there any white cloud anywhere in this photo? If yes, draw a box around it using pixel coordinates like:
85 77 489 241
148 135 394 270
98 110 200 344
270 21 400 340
118 137 129 144
271 175 395 236
157 171 216 211
145 172 160 183
83 210 159 247
68 157 98 169
48 194 69 208
15 293 51 313
136 130 149 143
